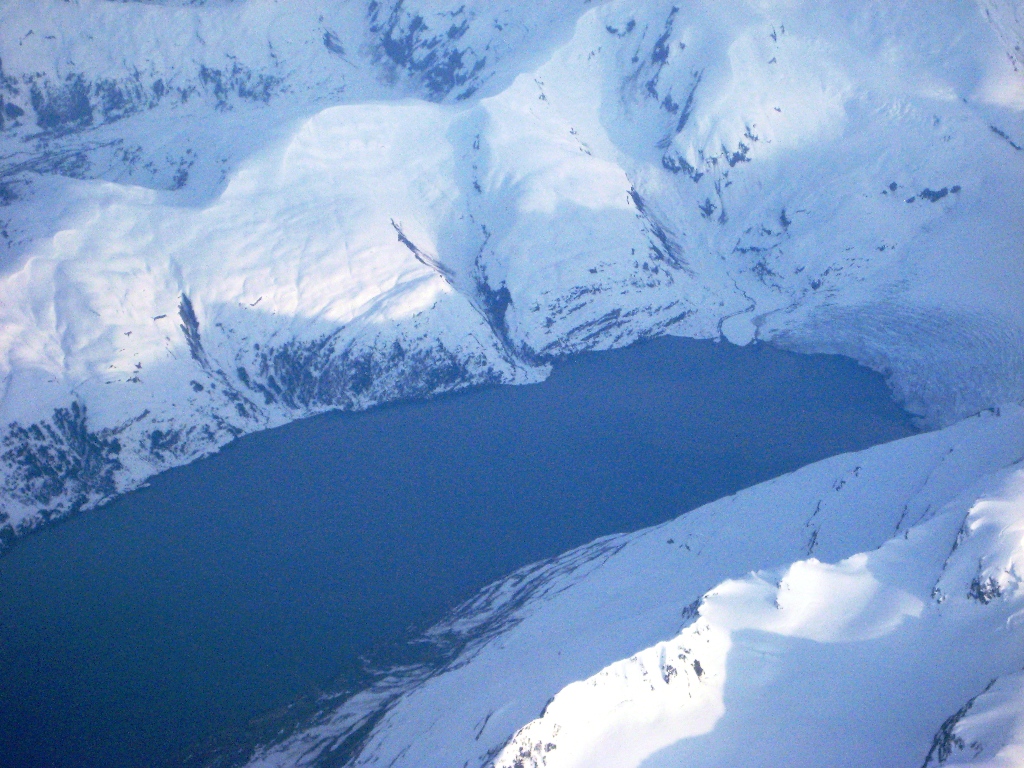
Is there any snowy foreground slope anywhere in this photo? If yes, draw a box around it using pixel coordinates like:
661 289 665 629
246 405 1024 768
1 0 1023 536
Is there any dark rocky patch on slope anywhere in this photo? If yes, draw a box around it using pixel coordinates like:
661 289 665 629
0 403 123 538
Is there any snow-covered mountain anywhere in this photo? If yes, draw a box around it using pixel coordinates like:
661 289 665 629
2 0 1022 538
2 1 1024 765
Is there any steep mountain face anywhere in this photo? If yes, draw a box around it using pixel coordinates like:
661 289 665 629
1 0 1022 539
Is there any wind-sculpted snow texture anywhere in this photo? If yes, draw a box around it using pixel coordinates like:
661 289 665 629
246 406 1024 768
1 0 1023 537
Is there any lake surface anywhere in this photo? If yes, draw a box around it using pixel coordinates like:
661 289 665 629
0 338 916 768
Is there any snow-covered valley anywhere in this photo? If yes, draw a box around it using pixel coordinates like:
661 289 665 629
1 0 1023 766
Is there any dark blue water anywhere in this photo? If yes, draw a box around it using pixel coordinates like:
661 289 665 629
0 338 916 768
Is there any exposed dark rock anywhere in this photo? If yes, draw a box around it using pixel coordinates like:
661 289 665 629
920 187 949 202
478 280 513 343
680 597 702 623
30 73 94 132
674 69 702 134
323 30 346 56
198 62 283 108
661 153 703 182
368 1 489 101
605 20 636 38
629 187 689 271
968 575 1002 604
650 7 679 66
149 428 182 459
252 333 499 412
921 679 996 767
1 402 123 528
391 220 455 281
724 141 751 167
990 125 1022 151
178 294 206 365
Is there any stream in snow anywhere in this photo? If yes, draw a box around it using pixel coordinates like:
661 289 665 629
0 337 916 768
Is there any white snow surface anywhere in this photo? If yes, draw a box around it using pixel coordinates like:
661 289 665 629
1 0 1022 534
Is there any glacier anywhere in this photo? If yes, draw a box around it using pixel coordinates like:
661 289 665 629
1 0 1024 765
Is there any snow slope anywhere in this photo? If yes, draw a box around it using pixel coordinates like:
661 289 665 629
1 0 1022 538
246 405 1024 768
